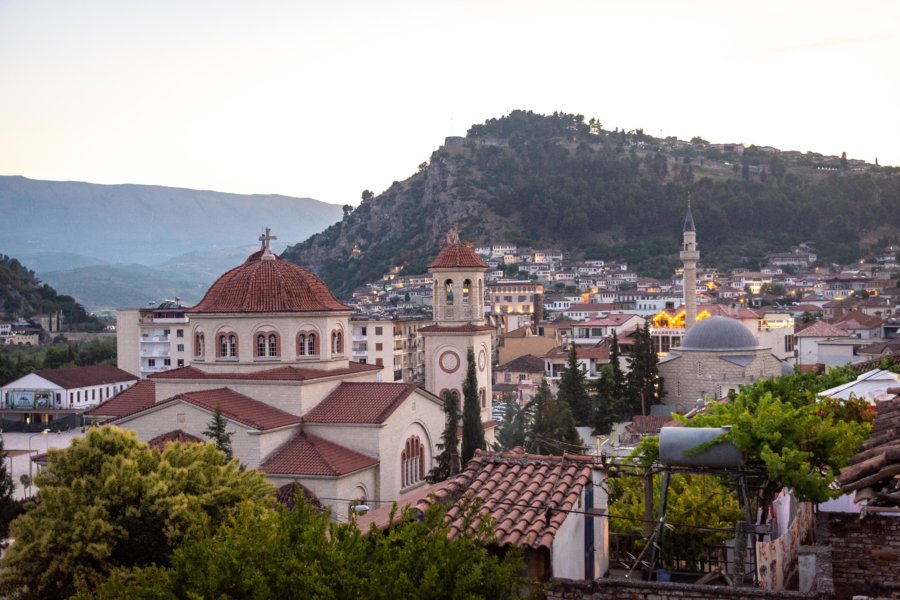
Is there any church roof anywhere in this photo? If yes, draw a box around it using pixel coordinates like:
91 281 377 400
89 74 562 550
155 388 302 431
30 364 136 389
427 241 488 270
149 362 381 382
260 432 378 477
303 382 421 424
680 316 758 351
188 250 351 314
85 379 156 420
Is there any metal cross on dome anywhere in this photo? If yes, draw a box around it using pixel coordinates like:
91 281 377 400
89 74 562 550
259 227 278 260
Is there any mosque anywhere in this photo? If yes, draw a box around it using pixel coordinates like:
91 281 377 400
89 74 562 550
91 229 493 519
657 205 785 412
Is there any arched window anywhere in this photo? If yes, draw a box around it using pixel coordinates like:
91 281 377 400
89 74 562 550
228 334 237 357
219 334 228 358
255 331 280 358
462 279 471 305
194 332 205 358
445 279 454 305
297 333 307 356
307 333 317 356
269 334 278 356
257 334 267 357
332 330 343 354
401 435 426 488
479 387 486 409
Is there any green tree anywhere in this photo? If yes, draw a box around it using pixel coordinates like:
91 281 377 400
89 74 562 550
461 348 485 465
557 343 591 424
625 322 664 416
0 427 273 600
525 379 582 455
0 435 17 537
428 390 461 483
85 499 533 600
202 405 234 461
496 397 528 450
592 364 622 435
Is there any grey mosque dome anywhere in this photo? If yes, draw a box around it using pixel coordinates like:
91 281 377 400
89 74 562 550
679 316 758 351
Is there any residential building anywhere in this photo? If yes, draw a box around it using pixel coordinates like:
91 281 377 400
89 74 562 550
117 300 190 378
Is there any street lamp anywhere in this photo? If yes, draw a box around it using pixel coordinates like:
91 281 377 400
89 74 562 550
27 428 50 498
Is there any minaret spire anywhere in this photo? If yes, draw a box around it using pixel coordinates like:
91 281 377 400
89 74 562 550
680 196 699 330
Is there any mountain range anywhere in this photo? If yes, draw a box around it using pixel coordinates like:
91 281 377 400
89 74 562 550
282 110 900 297
0 176 342 310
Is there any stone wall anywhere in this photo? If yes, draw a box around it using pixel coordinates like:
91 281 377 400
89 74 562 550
545 578 824 600
823 512 900 599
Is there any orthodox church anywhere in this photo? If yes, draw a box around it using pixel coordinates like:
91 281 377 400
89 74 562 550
91 229 493 519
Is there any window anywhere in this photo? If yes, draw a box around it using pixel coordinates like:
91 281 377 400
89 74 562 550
163 329 170 336
463 279 471 305
307 333 317 356
401 436 426 488
332 330 343 354
785 335 795 353
269 334 278 356
376 358 383 366
445 279 454 305
376 342 383 351
518 295 526 302
177 344 184 352
479 388 486 409
177 359 184 367
148 359 156 367
163 358 171 366
360 327 367 336
375 326 383 335
176 329 184 338
217 333 238 359
297 333 307 356
257 335 266 357
92 389 96 400
194 332 205 357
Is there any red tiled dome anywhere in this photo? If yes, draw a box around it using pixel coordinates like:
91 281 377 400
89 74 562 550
188 251 351 314
427 242 488 270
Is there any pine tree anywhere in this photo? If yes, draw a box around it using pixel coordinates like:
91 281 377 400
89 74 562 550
592 330 629 433
625 322 665 416
525 379 582 456
557 343 591 425
203 406 234 461
428 390 461 483
461 348 485 465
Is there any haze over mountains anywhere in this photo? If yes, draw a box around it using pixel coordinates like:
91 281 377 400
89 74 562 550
0 176 342 310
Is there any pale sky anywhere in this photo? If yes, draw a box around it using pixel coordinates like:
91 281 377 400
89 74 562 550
1 0 897 206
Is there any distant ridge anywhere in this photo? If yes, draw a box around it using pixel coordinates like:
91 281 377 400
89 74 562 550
0 176 343 266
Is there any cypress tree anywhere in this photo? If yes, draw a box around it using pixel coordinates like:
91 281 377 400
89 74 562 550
427 390 461 483
460 347 485 465
625 322 665 416
203 405 234 461
496 396 527 450
525 379 582 456
557 343 591 425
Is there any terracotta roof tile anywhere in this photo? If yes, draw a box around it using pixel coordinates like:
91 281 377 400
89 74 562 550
147 429 204 451
794 320 851 338
357 449 596 551
543 346 610 360
427 242 488 270
498 354 545 373
625 415 675 435
275 482 325 512
137 388 302 431
839 397 900 501
303 382 419 424
189 251 351 314
260 432 378 476
150 362 381 381
86 379 156 420
31 365 136 389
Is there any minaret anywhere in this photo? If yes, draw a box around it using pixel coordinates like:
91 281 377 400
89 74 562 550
680 199 700 330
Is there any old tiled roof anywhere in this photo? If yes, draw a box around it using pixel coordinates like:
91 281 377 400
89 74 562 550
358 448 596 551
86 379 156 420
275 482 325 512
427 241 488 270
150 362 381 381
147 429 204 451
502 326 531 339
139 388 302 431
31 364 136 389
188 250 351 314
829 311 884 330
858 339 900 356
303 382 419 424
838 396 900 505
543 346 610 360
625 415 675 435
794 320 850 338
260 432 378 476
418 323 495 333
498 354 545 373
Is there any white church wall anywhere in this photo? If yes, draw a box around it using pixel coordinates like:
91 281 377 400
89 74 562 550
302 423 382 458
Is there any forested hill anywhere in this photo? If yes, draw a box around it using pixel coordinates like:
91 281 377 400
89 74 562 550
282 111 900 298
0 255 103 330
